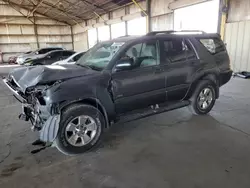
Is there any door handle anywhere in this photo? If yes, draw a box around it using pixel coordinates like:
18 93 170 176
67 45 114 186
155 67 164 73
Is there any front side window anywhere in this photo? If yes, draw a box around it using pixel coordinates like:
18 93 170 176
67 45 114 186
72 52 84 62
162 38 196 63
76 42 124 71
121 41 158 69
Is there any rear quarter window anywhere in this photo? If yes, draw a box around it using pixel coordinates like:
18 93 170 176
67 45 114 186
199 38 225 54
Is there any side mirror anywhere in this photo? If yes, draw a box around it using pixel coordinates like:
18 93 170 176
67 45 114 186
114 58 133 72
47 55 51 59
35 51 39 55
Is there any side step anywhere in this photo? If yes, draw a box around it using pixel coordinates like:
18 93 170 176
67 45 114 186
117 100 190 124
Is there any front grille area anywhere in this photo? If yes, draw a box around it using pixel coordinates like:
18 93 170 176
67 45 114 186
10 78 18 88
5 78 27 102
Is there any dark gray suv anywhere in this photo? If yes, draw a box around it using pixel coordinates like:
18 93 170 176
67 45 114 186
3 31 232 155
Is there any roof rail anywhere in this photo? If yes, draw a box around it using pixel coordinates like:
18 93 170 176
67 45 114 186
146 30 206 36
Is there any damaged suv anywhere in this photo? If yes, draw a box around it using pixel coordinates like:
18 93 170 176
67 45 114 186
3 31 232 155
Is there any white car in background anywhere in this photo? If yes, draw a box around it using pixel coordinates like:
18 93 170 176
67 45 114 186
16 47 65 65
52 51 85 65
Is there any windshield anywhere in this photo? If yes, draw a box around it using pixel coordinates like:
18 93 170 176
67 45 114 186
76 41 124 71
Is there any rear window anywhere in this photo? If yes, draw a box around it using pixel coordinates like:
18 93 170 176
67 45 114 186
199 38 225 54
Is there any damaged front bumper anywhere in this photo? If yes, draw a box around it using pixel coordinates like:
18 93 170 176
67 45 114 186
3 77 61 143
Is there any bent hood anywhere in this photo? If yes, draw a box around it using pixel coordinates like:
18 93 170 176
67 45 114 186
9 64 97 93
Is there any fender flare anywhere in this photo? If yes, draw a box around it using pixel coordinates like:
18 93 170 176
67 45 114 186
59 98 111 128
185 72 220 100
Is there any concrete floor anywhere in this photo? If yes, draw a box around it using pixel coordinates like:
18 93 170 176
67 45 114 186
0 67 250 188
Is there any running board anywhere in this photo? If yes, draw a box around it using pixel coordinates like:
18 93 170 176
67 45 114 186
117 100 190 124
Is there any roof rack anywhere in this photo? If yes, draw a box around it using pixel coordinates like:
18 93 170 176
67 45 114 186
146 30 206 36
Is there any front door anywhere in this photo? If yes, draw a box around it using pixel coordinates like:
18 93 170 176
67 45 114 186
111 39 166 114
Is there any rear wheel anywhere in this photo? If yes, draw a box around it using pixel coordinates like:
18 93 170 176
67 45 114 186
189 80 216 115
54 104 105 155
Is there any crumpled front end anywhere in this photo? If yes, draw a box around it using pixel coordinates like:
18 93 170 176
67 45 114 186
3 75 61 143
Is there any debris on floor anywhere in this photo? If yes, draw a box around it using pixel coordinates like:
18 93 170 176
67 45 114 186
233 71 250 79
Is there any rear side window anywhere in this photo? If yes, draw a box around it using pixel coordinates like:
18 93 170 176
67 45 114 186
38 49 50 54
49 51 61 58
62 51 74 56
199 38 225 54
162 39 196 63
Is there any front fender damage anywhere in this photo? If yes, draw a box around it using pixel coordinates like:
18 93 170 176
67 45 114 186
39 114 60 142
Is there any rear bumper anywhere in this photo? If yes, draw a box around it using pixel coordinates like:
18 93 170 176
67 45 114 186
219 70 233 86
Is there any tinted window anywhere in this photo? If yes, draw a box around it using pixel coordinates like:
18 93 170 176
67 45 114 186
199 38 225 54
73 52 84 61
62 51 74 56
185 40 197 60
48 51 61 58
38 49 51 54
38 48 61 54
122 40 158 68
162 39 196 63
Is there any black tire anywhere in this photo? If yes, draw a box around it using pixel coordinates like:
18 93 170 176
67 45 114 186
54 104 105 155
189 80 216 115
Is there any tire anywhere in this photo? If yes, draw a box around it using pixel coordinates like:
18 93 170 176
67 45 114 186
189 80 216 115
54 104 105 155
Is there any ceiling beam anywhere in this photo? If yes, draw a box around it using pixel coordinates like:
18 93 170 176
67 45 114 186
76 0 130 18
27 0 46 18
79 0 109 13
42 0 62 14
5 0 34 23
4 0 70 25
41 1 83 20
59 1 82 15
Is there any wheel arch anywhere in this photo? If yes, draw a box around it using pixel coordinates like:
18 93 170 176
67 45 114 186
59 98 110 128
185 73 219 100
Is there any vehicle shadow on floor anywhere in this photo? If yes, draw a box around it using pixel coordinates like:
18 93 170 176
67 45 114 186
99 108 231 151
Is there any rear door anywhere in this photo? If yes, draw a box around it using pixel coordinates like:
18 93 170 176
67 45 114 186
158 36 202 101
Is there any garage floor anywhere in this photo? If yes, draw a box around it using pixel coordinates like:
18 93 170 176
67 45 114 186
0 67 250 188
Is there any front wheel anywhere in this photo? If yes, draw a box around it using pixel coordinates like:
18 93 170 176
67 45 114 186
54 104 105 155
189 80 216 115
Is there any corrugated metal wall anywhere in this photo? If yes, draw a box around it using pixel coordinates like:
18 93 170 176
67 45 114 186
225 21 250 72
72 0 210 50
72 0 175 50
151 0 174 31
0 2 72 63
72 1 147 51
224 0 250 72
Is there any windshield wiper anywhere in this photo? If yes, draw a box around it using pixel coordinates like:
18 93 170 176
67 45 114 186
76 64 102 71
75 64 91 69
87 65 102 71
